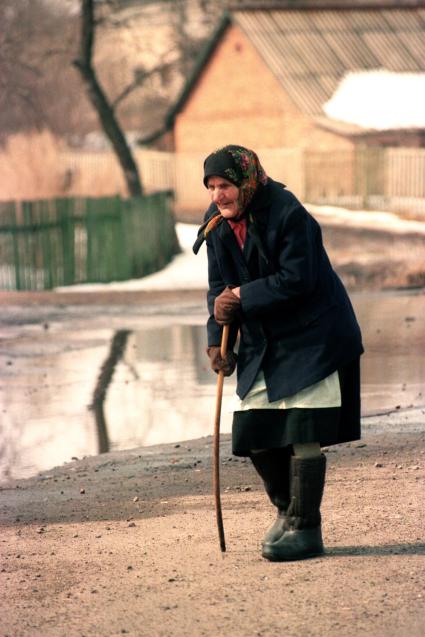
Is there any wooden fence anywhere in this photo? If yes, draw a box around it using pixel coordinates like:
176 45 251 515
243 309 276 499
6 144 423 222
303 147 425 216
60 149 174 198
0 192 179 291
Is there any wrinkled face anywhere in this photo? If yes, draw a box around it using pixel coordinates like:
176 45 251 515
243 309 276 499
207 176 240 219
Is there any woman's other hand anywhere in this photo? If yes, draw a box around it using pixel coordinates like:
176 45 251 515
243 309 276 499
206 347 237 376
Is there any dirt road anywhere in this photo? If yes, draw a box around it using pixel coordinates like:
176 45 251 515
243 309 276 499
1 427 424 637
1 219 425 636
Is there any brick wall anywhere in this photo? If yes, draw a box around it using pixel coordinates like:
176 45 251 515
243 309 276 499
174 24 353 154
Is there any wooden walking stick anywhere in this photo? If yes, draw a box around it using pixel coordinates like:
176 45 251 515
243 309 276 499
213 323 230 553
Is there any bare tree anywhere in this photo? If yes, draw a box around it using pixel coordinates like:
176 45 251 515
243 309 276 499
92 0 206 141
73 0 143 196
0 0 226 149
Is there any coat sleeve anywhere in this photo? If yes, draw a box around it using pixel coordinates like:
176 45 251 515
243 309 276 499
206 237 239 349
240 205 320 317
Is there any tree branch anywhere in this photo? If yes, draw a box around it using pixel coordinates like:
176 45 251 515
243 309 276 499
73 0 143 197
80 0 94 66
112 60 175 109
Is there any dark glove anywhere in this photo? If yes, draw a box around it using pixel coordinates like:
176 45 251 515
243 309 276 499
214 287 241 325
207 346 237 377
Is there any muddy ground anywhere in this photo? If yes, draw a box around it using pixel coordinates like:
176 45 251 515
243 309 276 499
1 425 424 637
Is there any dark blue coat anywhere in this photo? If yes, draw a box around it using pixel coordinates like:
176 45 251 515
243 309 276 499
204 179 364 401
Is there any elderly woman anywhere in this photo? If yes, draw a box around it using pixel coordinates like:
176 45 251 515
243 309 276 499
193 145 363 561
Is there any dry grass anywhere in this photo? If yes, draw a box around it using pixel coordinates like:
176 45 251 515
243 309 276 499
0 131 126 201
0 131 130 201
0 131 171 201
0 130 66 202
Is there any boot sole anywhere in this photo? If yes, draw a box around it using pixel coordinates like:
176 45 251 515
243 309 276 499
262 547 324 562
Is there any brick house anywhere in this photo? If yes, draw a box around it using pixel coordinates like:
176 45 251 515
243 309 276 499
167 4 425 152
164 4 425 216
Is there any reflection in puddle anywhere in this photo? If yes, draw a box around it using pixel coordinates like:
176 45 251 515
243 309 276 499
0 323 236 482
0 291 424 481
89 329 132 454
105 325 236 451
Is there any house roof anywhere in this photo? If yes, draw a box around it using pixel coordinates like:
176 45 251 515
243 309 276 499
166 5 425 125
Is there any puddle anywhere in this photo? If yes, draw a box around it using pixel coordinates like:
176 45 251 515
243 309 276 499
0 290 424 482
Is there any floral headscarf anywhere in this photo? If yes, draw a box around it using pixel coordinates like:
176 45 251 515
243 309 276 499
193 145 268 254
203 144 268 214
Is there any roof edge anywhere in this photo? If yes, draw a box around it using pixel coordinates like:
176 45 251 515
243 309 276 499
165 12 232 128
315 115 425 136
228 1 425 10
314 116 366 136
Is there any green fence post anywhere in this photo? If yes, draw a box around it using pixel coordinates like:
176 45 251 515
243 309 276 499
11 204 23 290
58 197 75 286
85 197 95 282
42 199 56 290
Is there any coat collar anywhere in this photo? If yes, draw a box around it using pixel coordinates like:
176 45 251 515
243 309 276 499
248 179 273 214
244 181 272 268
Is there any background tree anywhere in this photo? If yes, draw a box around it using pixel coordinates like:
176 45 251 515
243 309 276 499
74 0 143 196
0 0 229 145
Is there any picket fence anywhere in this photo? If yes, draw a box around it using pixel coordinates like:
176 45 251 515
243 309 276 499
0 191 179 291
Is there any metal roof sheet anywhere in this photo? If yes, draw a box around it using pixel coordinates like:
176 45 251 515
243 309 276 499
398 30 425 64
233 7 425 115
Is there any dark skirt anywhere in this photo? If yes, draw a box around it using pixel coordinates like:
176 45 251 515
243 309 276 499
232 358 361 457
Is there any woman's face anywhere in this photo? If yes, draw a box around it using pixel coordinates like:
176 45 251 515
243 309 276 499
207 176 240 219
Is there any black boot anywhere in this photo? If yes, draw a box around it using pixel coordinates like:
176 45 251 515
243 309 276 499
262 454 326 561
250 448 291 547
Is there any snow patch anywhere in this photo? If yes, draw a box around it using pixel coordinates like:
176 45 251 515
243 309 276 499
324 70 425 131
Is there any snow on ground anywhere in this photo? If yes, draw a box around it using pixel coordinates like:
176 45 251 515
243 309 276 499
308 204 425 235
323 70 425 130
56 207 425 293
